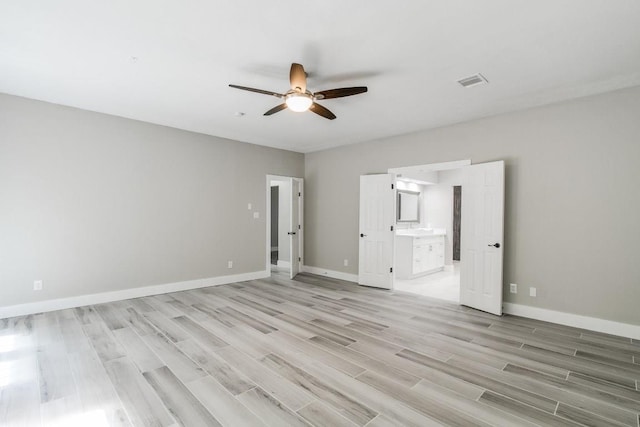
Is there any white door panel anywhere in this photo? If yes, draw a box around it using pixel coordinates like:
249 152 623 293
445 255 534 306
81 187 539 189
460 161 505 315
359 174 395 289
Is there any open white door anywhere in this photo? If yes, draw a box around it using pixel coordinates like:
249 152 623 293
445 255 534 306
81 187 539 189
359 174 395 289
460 161 505 315
289 178 300 279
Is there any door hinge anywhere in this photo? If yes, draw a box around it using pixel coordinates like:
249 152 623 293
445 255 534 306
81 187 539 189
298 192 301 197
298 224 301 229
391 184 394 190
390 267 393 273
390 225 394 231
298 257 301 262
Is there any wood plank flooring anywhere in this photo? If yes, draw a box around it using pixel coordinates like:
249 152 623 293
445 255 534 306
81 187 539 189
2 271 640 426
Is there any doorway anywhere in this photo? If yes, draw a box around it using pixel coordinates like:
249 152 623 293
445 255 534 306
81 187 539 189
392 166 464 303
270 186 279 265
266 175 303 279
269 180 290 269
358 160 505 315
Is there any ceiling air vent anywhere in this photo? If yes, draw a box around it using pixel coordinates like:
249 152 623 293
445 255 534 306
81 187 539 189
457 73 488 88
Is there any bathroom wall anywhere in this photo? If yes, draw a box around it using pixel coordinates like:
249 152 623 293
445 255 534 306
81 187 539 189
422 169 463 265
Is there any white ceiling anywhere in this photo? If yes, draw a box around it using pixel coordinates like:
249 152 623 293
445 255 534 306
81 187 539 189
2 1 639 153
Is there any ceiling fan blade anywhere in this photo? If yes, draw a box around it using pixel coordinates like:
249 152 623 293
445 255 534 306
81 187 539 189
264 103 288 116
289 63 307 93
314 86 368 100
309 102 336 120
229 84 283 98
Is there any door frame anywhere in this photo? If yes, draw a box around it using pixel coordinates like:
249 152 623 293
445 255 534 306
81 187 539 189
266 175 304 274
383 159 505 315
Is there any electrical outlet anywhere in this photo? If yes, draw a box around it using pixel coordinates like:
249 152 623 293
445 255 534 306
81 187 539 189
253 212 259 219
510 283 517 294
530 287 537 297
227 261 233 269
34 280 43 291
344 259 349 267
248 203 252 210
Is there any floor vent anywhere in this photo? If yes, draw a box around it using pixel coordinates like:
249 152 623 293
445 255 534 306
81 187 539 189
457 73 488 88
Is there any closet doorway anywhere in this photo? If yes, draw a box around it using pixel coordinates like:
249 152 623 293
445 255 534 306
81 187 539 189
266 175 303 279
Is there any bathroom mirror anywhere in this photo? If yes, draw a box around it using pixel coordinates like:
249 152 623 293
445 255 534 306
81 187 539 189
397 190 420 222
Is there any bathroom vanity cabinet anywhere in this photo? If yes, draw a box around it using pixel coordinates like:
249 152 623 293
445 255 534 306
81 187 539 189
396 234 445 279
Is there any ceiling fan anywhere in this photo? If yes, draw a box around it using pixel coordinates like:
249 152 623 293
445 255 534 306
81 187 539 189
229 63 368 120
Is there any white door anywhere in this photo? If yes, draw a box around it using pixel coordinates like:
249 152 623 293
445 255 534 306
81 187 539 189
289 178 300 279
460 161 505 315
358 174 395 289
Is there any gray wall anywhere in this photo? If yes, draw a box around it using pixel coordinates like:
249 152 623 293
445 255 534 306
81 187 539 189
0 94 304 307
424 184 454 265
305 86 640 325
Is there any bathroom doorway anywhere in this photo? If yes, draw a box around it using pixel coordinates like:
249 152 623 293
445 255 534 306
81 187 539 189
392 166 464 303
358 159 505 315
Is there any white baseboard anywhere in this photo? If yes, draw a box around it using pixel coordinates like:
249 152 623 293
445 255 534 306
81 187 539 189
277 260 291 268
0 270 270 319
302 265 358 283
503 303 640 340
12 269 636 340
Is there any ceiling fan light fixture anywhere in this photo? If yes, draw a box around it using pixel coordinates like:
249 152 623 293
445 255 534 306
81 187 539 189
229 63 367 120
285 93 313 112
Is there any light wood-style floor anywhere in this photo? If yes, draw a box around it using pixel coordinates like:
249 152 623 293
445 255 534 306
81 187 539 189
1 271 640 427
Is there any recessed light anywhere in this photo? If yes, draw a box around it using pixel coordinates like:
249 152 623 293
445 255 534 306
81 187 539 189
457 73 488 88
129 56 139 63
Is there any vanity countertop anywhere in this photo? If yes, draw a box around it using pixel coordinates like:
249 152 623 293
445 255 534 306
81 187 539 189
396 228 446 237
